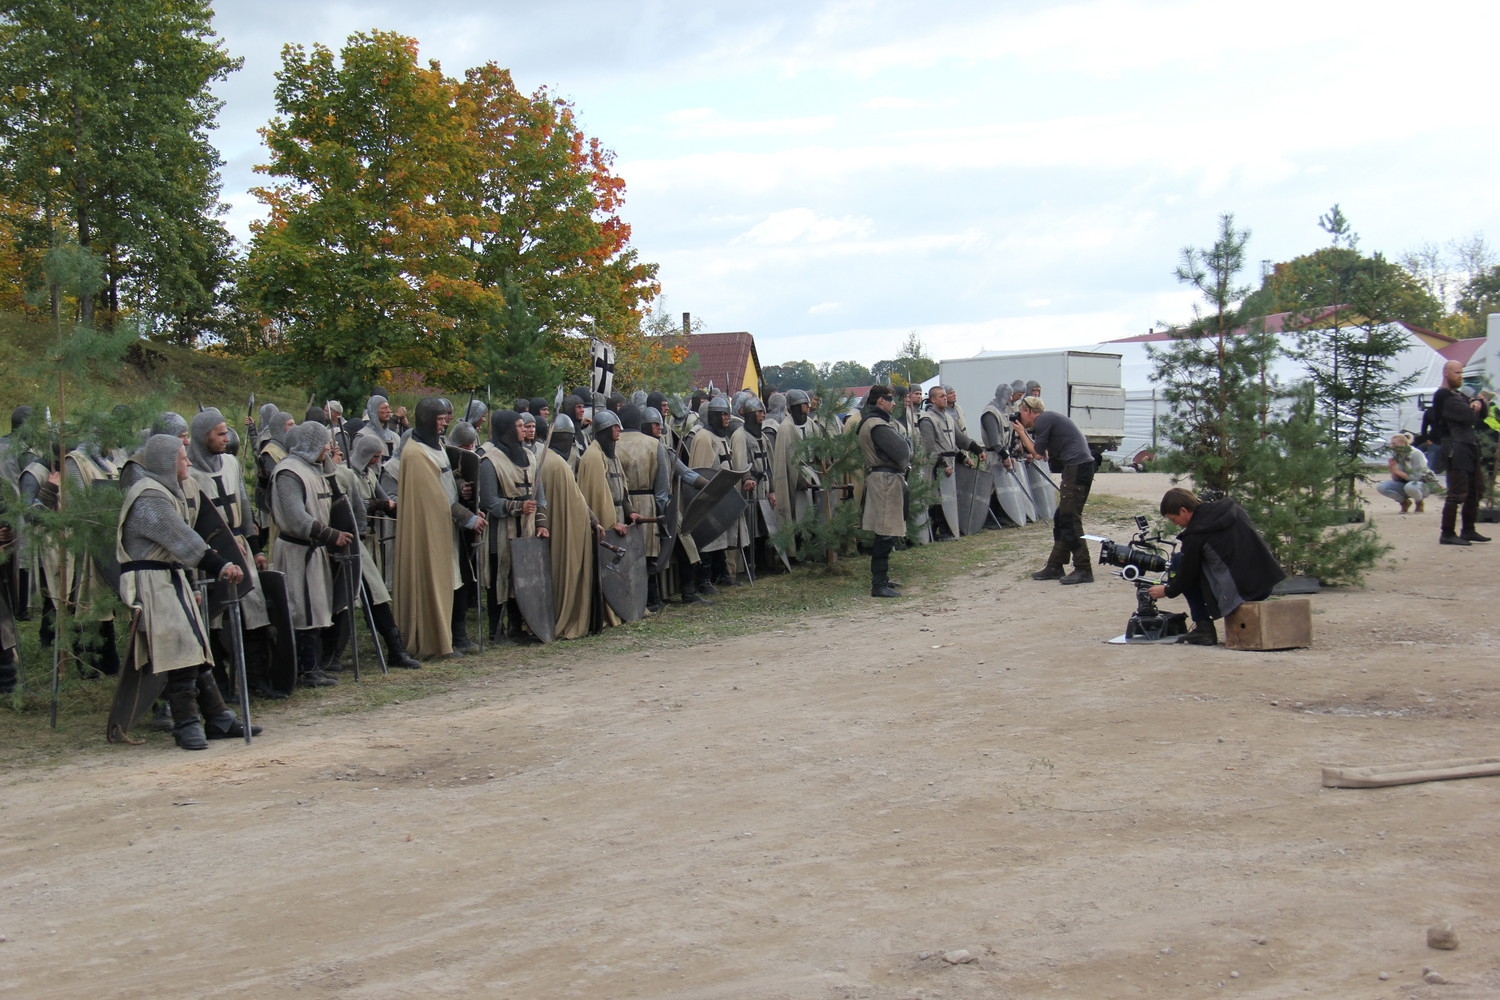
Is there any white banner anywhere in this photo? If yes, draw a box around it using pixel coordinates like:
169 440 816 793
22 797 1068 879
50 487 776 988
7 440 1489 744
589 338 616 400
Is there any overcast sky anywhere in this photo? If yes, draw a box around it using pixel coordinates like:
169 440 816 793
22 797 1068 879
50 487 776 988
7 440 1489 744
207 0 1500 368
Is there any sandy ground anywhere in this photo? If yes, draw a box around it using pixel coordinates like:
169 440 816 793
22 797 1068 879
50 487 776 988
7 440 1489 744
2 473 1497 1000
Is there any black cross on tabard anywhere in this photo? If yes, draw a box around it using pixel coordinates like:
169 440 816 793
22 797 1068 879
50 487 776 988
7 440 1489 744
208 473 238 522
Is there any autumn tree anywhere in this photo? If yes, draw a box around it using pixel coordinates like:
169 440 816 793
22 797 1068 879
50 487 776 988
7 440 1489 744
0 0 241 338
243 34 658 397
456 65 658 357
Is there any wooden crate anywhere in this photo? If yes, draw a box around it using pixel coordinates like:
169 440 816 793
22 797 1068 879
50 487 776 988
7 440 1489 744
1223 599 1312 651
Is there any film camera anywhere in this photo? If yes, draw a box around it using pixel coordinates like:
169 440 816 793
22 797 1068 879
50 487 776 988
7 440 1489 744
1091 515 1188 642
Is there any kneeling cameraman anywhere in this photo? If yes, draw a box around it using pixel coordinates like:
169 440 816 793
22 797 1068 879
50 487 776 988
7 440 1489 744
1146 488 1285 646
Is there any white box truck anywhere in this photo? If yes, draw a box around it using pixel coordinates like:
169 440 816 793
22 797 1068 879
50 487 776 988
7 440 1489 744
938 349 1126 462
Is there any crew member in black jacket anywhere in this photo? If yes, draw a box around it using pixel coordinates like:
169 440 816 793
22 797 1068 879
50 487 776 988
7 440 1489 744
1146 488 1285 646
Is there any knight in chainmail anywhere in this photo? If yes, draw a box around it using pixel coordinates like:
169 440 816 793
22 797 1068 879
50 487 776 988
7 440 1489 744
188 409 282 697
255 409 295 546
363 395 399 458
642 406 708 605
319 432 421 669
269 422 351 687
479 410 549 642
117 435 258 748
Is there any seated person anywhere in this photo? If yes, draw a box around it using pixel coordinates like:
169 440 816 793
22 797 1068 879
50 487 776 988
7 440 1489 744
1376 433 1432 513
1146 488 1286 646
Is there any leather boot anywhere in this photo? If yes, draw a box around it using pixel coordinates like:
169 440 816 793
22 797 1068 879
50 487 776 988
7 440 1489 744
1060 545 1094 585
646 566 664 614
371 602 421 668
195 666 230 718
321 611 353 671
1031 563 1065 581
1180 620 1218 646
167 673 207 750
451 592 477 654
296 630 337 687
205 709 263 739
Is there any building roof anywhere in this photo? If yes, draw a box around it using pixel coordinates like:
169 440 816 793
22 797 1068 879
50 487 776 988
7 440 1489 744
1109 308 1447 349
686 331 761 392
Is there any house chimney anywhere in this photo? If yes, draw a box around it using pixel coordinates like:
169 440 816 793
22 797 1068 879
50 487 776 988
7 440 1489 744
682 312 691 337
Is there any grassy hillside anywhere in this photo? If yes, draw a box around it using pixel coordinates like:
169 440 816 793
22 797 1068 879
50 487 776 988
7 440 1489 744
1 311 308 421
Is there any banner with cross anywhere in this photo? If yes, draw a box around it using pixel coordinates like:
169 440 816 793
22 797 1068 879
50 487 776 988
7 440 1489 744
589 338 616 400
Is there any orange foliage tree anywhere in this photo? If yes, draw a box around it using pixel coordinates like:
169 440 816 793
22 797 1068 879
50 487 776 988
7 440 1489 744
243 32 658 400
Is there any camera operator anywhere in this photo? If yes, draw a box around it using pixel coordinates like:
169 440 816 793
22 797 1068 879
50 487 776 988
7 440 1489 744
1145 488 1285 646
1015 396 1095 584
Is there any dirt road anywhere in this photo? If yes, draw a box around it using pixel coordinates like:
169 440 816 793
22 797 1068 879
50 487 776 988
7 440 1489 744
3 474 1497 999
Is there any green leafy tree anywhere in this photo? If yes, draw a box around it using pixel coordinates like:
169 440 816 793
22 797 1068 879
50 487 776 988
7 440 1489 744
1457 265 1500 332
613 301 697 395
245 31 491 389
822 360 873 387
0 0 241 337
1250 208 1441 502
894 331 938 383
764 360 818 391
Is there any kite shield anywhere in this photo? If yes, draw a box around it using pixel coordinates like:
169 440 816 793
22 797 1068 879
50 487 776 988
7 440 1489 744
937 465 962 538
679 469 738 536
509 536 556 643
955 462 991 535
990 462 1028 526
684 469 749 550
598 524 648 623
194 491 253 620
1025 461 1059 520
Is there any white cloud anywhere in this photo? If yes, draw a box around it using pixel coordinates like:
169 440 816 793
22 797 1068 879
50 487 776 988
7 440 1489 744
661 107 838 138
732 208 876 245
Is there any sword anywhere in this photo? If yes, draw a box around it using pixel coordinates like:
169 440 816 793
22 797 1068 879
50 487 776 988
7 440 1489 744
226 597 254 744
1028 460 1062 492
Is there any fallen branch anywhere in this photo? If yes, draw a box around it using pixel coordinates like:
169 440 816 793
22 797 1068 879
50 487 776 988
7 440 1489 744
1321 756 1500 789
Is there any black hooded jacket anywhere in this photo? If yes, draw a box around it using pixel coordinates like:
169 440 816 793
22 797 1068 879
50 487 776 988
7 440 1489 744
1164 498 1286 617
